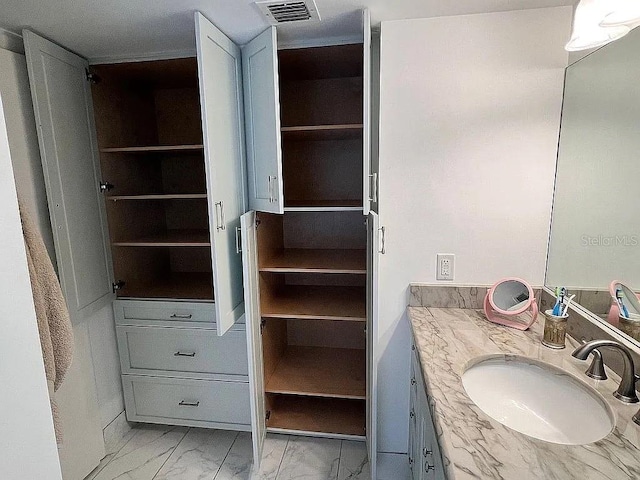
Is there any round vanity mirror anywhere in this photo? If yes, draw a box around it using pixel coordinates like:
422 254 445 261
484 278 538 331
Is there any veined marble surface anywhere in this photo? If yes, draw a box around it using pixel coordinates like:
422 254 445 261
408 306 640 480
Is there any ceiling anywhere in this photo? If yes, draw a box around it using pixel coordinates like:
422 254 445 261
0 0 575 62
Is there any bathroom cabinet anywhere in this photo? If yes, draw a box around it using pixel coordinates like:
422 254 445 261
410 341 445 480
23 12 256 438
22 6 379 475
238 10 379 473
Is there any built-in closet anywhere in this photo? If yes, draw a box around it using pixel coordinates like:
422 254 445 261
23 8 379 478
240 11 378 475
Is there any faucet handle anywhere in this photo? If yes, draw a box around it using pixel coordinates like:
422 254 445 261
585 349 607 380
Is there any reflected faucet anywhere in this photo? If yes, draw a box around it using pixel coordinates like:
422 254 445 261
572 340 640 404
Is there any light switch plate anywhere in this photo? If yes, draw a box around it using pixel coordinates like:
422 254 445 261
437 254 455 281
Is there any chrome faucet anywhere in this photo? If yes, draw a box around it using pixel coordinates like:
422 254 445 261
572 340 640 404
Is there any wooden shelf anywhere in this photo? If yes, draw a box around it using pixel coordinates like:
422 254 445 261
107 194 207 201
112 229 210 247
118 272 213 301
281 124 363 141
267 394 365 437
266 346 365 399
284 199 362 212
262 285 366 321
260 249 366 274
100 145 204 154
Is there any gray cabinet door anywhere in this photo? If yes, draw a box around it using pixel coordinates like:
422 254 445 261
195 12 247 336
242 27 284 214
23 30 114 324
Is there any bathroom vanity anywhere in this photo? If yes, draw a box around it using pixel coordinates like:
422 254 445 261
408 301 640 479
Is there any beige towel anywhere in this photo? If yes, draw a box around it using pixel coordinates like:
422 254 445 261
19 201 74 444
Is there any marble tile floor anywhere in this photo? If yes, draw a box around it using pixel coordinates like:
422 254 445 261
85 424 371 480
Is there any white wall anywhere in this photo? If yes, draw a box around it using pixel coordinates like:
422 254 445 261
0 93 62 479
377 7 572 454
547 27 640 290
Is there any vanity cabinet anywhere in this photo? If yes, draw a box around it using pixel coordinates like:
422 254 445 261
410 342 445 480
239 10 379 473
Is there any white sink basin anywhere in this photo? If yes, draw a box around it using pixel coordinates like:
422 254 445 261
462 355 615 445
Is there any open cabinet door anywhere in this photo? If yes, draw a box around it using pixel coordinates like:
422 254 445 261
23 30 108 480
367 212 379 479
23 30 113 324
363 10 376 215
195 12 247 336
242 27 284 214
241 211 267 465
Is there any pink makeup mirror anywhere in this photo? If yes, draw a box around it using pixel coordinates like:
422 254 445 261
483 277 538 330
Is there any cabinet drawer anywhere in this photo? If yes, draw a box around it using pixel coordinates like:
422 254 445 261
114 300 216 326
123 375 251 426
117 326 248 377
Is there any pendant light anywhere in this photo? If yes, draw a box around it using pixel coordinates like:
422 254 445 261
565 0 631 51
600 0 640 27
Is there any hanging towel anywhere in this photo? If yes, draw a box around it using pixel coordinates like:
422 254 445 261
19 200 74 444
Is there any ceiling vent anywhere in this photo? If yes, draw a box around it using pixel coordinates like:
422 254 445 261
255 0 321 24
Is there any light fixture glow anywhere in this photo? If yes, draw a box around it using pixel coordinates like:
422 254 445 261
600 0 640 27
565 0 631 51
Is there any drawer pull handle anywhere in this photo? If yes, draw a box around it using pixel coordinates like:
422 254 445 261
174 351 196 357
170 314 193 319
179 400 200 407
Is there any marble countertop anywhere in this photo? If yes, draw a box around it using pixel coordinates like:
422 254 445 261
408 307 640 480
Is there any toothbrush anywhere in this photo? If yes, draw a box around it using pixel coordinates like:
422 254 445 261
562 294 576 317
616 288 630 318
552 287 565 316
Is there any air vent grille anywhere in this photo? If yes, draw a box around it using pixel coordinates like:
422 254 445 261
255 0 321 24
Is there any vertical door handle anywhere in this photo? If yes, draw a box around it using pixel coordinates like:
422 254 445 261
379 226 386 254
268 175 277 203
368 173 378 203
235 226 242 254
215 201 225 231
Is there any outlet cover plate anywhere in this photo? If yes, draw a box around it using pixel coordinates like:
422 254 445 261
437 254 455 281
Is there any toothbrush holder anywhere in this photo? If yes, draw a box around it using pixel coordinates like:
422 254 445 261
542 309 569 349
619 314 640 342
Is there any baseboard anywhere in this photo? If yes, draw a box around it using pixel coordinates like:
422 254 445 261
102 411 134 455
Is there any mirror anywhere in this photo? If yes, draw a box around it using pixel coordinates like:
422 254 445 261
546 26 640 344
484 278 538 331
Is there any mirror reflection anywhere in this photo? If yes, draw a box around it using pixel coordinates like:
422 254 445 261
546 27 640 343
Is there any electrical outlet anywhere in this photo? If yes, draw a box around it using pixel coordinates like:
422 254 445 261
436 254 455 281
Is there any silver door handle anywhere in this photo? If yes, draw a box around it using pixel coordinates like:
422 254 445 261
268 175 277 203
178 400 200 407
215 201 225 231
369 173 378 203
170 313 193 319
235 226 242 254
174 351 196 357
379 226 386 254
424 461 435 473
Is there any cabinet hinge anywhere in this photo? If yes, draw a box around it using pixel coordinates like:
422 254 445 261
100 181 114 193
260 318 266 334
255 219 261 230
112 280 125 293
85 68 101 84
265 410 271 421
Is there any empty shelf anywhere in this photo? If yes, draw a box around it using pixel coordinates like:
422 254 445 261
261 249 366 274
262 285 366 321
108 194 207 201
266 346 366 400
117 272 214 301
281 124 363 141
112 229 210 247
284 199 363 212
267 395 365 437
100 145 204 153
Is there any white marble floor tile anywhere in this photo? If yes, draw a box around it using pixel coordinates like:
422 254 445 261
154 428 238 480
337 441 369 480
276 436 341 480
92 424 188 480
